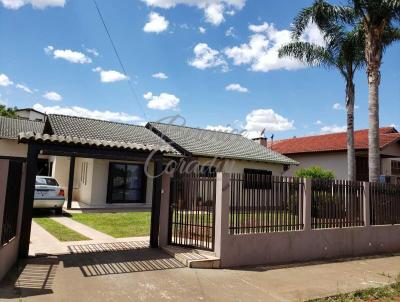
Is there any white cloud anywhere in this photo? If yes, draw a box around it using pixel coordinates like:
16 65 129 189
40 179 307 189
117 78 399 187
224 22 324 72
93 67 129 83
1 0 65 10
143 12 169 33
320 125 346 134
16 83 33 93
144 92 180 110
43 91 62 101
44 45 92 64
199 26 206 34
225 83 248 93
243 109 295 138
225 26 236 38
0 73 13 86
141 0 246 26
33 103 142 123
152 72 168 79
390 123 397 129
206 125 233 133
189 43 228 71
86 48 99 57
314 120 323 125
333 102 344 110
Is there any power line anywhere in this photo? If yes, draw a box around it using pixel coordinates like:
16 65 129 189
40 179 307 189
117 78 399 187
92 0 147 119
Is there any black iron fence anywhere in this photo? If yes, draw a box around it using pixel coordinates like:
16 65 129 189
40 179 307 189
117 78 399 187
311 179 364 229
168 173 216 251
229 174 304 234
370 182 400 225
1 161 23 246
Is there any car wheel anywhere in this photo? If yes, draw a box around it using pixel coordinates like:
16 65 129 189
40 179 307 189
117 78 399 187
55 207 63 215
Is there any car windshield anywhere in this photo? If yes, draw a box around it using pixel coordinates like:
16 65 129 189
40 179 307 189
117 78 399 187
35 177 59 186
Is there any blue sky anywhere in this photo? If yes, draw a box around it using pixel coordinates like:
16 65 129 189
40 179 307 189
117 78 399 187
0 0 399 140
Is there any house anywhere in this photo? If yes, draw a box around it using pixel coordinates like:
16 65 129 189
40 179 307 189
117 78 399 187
0 113 297 209
15 108 47 122
264 127 400 183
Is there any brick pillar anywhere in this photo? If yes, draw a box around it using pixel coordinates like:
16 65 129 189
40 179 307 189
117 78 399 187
363 182 371 227
214 172 230 259
303 178 312 232
159 173 171 247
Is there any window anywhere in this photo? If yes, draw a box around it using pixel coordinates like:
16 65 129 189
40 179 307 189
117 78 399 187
81 162 88 185
199 165 216 177
244 168 272 189
35 177 59 186
392 160 400 175
107 163 146 203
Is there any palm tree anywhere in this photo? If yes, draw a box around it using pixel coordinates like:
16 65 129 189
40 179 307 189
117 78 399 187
350 0 400 182
284 0 400 182
278 3 365 181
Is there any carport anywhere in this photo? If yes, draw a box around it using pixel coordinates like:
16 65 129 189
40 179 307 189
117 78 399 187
17 131 171 258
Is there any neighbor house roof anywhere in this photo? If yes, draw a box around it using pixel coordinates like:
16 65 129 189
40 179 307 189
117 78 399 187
147 122 298 165
25 114 178 154
270 127 400 155
0 116 44 139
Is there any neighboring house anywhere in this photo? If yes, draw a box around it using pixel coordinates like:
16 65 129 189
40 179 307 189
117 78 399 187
0 116 49 172
0 112 297 208
264 127 400 183
15 108 47 122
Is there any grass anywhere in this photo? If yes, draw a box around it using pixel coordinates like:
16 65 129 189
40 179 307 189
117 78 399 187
310 274 400 302
70 212 151 238
33 217 90 242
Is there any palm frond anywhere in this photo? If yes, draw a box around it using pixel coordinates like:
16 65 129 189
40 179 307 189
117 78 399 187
278 42 335 68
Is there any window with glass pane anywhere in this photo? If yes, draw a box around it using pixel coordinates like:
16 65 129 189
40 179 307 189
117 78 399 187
107 163 146 203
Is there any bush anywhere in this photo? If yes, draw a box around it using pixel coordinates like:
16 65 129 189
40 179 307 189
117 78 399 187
295 166 335 180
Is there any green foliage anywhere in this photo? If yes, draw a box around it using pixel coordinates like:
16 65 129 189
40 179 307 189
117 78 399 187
295 166 335 180
0 105 17 118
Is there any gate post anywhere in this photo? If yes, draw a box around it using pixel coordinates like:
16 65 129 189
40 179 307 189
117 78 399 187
303 178 312 232
159 172 171 247
215 172 230 259
363 182 371 227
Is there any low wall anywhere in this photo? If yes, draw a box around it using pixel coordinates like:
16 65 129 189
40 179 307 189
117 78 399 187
0 160 26 281
220 225 400 268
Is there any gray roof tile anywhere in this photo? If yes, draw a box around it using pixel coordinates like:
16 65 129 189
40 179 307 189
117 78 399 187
46 114 176 153
148 122 298 165
0 116 44 139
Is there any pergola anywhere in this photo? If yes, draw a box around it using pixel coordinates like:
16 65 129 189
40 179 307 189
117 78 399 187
17 132 171 258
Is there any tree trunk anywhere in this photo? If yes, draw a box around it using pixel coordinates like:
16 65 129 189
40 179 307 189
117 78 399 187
365 22 385 183
346 79 356 182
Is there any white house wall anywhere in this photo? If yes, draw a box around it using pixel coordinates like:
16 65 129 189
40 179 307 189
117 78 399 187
283 152 348 180
0 139 28 158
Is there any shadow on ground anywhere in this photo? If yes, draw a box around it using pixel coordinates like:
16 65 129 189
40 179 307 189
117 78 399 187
61 241 185 277
0 256 59 299
0 241 184 299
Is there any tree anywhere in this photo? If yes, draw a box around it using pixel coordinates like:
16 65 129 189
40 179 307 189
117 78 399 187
295 166 335 180
350 0 400 182
279 0 365 181
281 0 400 182
0 105 17 118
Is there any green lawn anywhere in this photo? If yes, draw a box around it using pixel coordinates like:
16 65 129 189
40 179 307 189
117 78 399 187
70 212 151 238
33 217 90 242
310 275 400 302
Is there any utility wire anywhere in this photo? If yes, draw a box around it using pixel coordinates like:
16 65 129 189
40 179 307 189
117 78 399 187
92 0 147 119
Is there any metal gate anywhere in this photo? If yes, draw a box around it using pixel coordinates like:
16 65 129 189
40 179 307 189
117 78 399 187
168 173 216 251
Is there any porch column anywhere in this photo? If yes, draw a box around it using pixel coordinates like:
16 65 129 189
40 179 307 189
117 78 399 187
67 156 75 209
159 172 171 247
150 160 163 248
19 144 39 258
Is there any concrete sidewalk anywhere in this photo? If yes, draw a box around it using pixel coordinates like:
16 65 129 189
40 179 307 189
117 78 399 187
2 250 400 301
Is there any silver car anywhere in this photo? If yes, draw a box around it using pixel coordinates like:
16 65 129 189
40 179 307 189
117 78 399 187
34 176 65 214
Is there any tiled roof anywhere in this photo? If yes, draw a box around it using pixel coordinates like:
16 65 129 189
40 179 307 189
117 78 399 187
45 114 176 153
147 122 298 165
18 132 174 153
270 127 400 155
0 116 44 139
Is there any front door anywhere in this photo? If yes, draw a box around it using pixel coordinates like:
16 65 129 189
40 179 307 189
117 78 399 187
107 163 146 203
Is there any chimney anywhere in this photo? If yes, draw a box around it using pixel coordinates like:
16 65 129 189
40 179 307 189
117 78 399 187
252 137 268 147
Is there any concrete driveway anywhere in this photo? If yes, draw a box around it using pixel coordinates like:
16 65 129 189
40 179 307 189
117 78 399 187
1 243 400 302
